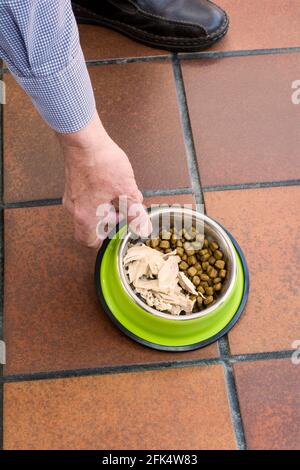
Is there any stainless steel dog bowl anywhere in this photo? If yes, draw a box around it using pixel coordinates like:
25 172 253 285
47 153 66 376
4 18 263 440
95 206 249 351
118 206 237 320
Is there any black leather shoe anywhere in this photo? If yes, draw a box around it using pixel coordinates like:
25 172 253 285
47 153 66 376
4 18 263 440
72 0 229 52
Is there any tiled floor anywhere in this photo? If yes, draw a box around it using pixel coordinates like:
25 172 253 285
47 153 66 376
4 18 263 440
1 0 300 451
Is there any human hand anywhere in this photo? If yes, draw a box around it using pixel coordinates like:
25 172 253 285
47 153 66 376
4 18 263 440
57 111 152 248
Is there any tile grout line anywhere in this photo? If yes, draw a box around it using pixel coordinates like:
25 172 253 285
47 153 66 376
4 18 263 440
2 44 300 75
2 197 63 209
0 66 4 450
83 46 300 65
203 180 300 192
218 337 247 450
0 188 194 211
178 46 300 60
1 349 295 384
172 50 247 449
1 178 299 210
1 178 299 211
172 52 247 449
86 55 171 66
172 55 203 207
2 358 222 383
142 187 193 198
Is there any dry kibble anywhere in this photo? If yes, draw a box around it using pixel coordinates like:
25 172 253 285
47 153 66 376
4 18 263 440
183 231 193 241
209 268 218 279
194 262 202 271
205 287 214 296
200 281 209 288
214 250 223 260
192 241 202 250
176 247 184 257
179 261 189 270
187 255 197 265
215 260 225 270
187 266 197 277
197 285 205 294
184 242 195 254
204 296 214 305
202 261 209 271
219 269 227 279
209 242 219 252
214 283 222 291
150 238 160 248
142 225 227 314
171 234 178 244
185 231 196 241
161 230 171 240
160 240 170 249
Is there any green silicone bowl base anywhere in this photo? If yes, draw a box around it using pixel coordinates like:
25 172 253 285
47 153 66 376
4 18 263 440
95 226 249 352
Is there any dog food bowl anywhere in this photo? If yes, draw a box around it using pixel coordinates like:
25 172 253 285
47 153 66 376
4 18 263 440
95 206 249 351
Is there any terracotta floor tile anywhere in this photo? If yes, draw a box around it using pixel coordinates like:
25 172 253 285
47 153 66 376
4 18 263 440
211 0 300 51
90 62 189 190
182 54 300 187
234 359 300 450
79 24 166 60
4 365 236 450
3 73 64 202
4 194 217 376
4 61 189 202
204 186 300 354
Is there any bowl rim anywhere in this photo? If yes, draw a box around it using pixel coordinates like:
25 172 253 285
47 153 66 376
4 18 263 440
117 206 238 321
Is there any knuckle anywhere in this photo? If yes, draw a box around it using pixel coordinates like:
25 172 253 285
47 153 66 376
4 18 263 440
73 206 87 226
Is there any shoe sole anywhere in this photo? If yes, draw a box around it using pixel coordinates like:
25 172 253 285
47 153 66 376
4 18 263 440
73 3 229 52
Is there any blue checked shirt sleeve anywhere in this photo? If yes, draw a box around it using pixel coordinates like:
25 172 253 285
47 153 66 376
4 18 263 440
0 0 96 133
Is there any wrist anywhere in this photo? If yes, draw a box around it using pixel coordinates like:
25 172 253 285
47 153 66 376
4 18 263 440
56 110 110 152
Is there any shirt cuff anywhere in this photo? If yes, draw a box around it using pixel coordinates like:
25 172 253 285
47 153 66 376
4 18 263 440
11 48 96 133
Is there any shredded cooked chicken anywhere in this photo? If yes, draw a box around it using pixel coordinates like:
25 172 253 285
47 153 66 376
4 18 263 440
124 244 201 315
